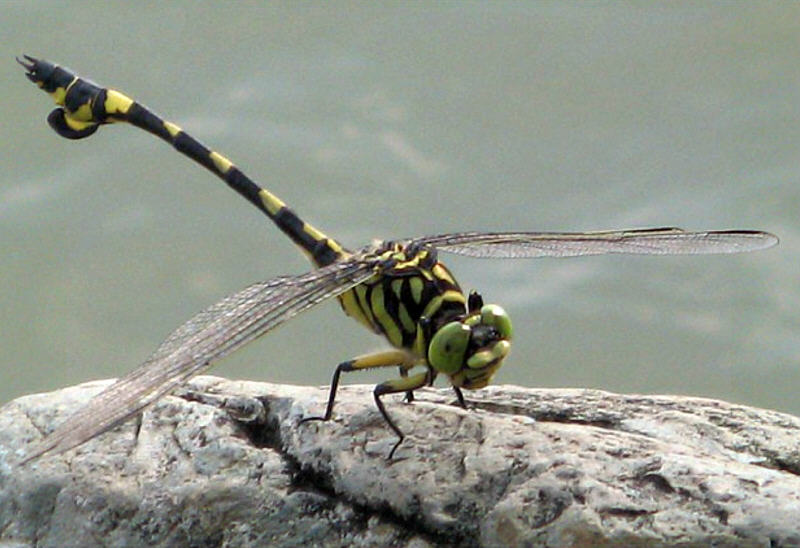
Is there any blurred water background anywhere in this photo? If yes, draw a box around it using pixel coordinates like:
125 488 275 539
2 3 798 415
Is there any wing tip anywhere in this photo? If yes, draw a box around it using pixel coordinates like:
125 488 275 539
720 229 779 251
758 231 779 250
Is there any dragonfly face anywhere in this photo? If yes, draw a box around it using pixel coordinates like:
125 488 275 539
429 300 512 390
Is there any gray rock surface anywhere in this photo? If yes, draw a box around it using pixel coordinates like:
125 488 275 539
1 376 799 547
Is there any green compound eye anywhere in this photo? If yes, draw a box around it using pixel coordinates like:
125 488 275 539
428 321 471 375
466 339 511 370
481 304 512 340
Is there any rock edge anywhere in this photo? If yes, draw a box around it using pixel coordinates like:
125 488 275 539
1 377 799 547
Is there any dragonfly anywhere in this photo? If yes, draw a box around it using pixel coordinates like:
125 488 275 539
16 55 778 462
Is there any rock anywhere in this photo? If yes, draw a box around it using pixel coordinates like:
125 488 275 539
1 376 800 547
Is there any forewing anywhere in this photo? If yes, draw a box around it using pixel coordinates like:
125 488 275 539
417 228 778 258
21 258 377 463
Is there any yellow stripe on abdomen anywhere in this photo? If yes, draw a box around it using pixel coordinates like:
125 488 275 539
104 90 134 116
258 188 286 216
210 151 233 174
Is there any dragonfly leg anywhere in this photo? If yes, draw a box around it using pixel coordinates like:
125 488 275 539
399 367 415 403
453 386 467 409
300 349 414 424
374 370 431 459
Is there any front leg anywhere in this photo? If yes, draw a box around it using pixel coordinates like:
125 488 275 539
399 367 414 403
452 386 467 409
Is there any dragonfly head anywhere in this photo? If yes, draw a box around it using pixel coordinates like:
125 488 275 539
428 292 512 390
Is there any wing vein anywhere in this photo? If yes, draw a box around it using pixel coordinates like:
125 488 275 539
21 258 378 463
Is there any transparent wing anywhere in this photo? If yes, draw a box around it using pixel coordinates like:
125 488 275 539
22 258 378 463
416 228 778 258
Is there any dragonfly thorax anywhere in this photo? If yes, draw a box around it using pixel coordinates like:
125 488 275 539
337 240 468 353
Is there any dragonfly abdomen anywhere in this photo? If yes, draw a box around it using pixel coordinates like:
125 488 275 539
19 55 345 268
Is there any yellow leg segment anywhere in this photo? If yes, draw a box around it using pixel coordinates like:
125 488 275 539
347 349 416 371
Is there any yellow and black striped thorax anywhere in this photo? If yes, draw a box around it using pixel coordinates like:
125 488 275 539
339 241 467 355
